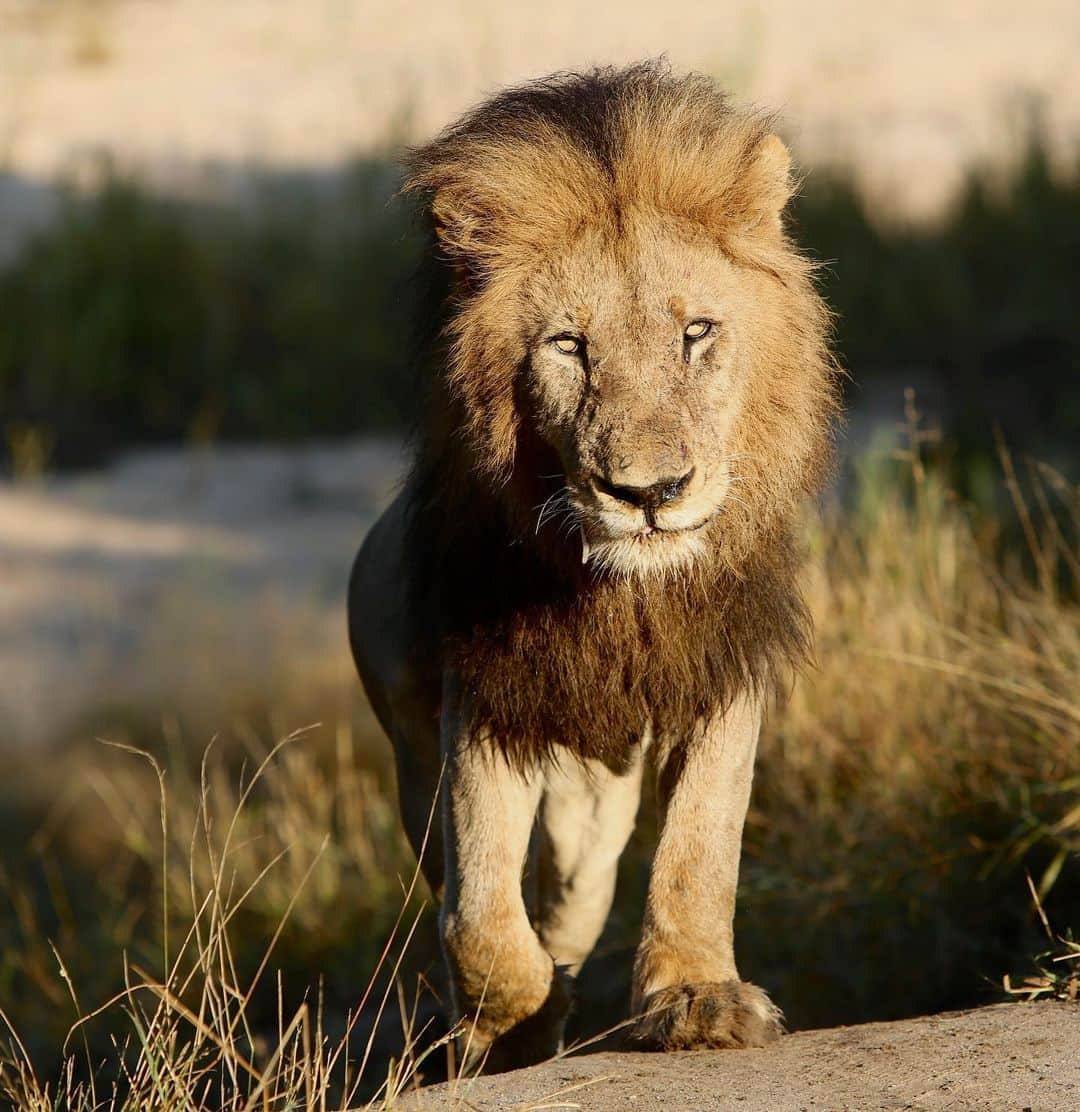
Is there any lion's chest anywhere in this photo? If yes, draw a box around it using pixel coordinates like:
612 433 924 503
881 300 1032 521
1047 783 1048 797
446 576 737 769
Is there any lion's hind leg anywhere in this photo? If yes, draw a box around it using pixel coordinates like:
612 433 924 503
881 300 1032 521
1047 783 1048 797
535 749 644 977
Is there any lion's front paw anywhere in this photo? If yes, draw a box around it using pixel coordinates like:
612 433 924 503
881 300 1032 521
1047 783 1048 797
630 980 783 1051
458 967 571 1074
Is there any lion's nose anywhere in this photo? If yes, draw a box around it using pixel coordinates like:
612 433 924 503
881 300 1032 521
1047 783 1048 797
594 467 694 512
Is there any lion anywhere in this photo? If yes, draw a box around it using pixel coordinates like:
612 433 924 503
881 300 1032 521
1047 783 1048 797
348 61 840 1072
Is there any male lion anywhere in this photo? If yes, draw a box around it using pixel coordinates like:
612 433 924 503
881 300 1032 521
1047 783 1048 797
349 62 839 1071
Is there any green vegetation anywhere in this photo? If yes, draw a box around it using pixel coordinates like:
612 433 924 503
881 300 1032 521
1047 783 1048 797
794 133 1080 475
1 135 1078 470
0 159 423 467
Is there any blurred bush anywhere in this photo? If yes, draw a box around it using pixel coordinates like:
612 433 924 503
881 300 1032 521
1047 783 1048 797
0 159 423 466
795 133 1080 474
0 135 1077 470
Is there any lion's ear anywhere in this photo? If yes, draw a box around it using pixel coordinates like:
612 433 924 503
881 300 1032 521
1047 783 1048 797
742 133 794 234
426 190 478 258
401 146 482 264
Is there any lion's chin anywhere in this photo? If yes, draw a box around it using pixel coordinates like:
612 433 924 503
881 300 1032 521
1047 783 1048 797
585 527 708 581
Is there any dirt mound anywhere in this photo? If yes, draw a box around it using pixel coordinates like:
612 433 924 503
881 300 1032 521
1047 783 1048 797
408 1002 1079 1111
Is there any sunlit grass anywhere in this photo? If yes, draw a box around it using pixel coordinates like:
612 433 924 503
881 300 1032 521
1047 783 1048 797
736 412 1079 1024
0 436 1077 1102
1 729 449 1110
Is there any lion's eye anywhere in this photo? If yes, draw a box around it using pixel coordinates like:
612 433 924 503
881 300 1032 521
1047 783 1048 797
552 335 584 356
684 320 713 341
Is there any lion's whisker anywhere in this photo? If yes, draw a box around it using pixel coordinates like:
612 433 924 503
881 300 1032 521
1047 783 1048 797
535 487 572 535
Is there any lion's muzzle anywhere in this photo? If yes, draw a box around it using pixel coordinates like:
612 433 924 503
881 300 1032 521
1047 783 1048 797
592 466 695 524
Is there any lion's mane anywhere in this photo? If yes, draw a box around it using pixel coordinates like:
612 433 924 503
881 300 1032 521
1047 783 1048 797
399 62 841 769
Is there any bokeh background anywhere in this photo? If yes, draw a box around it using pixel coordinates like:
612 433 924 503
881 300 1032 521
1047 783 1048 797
0 2 1077 1106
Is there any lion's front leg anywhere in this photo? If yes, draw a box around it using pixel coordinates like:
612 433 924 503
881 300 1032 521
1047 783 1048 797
631 693 783 1051
439 676 569 1073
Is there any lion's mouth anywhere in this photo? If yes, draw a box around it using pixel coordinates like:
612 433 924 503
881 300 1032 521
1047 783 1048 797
579 513 715 566
631 514 714 541
587 509 716 539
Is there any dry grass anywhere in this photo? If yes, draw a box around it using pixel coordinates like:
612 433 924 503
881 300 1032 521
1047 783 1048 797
1 729 452 1110
733 405 1079 1025
1002 875 1080 1002
775 407 1076 864
1 428 1077 1103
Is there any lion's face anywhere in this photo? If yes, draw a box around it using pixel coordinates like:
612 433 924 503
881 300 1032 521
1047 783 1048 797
408 69 838 584
523 211 766 578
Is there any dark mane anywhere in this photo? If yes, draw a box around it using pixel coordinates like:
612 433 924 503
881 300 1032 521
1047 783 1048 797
410 61 670 185
411 475 812 769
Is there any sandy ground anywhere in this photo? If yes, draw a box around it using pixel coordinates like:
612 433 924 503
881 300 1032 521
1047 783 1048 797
407 1002 1080 1111
0 438 405 745
1 0 1079 242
